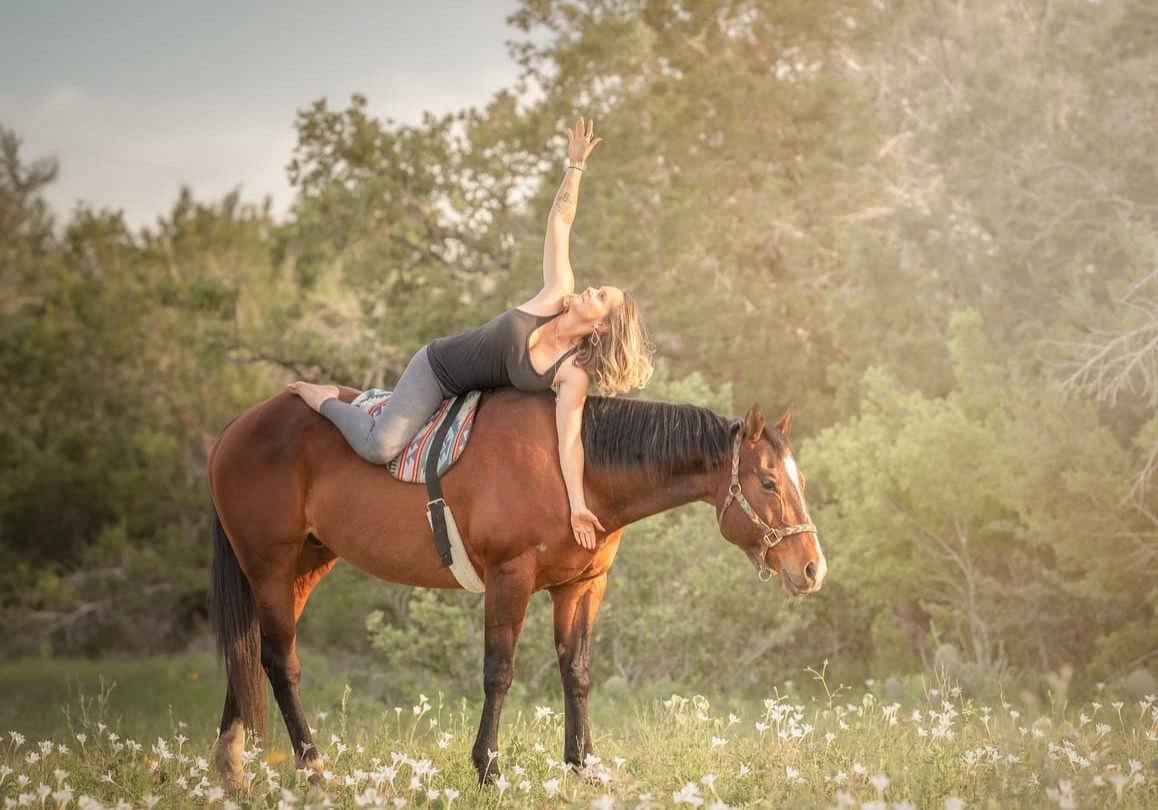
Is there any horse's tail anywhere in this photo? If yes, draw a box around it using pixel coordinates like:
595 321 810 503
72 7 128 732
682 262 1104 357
209 505 266 738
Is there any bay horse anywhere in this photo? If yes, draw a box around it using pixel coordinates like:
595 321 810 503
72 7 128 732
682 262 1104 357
207 387 826 788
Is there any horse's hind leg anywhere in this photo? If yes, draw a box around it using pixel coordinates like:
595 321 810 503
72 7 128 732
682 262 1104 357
214 686 247 790
258 542 338 779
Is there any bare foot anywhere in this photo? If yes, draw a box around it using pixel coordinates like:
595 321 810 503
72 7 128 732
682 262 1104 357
287 381 340 412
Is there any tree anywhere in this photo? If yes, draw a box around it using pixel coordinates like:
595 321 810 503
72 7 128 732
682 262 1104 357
805 311 1155 679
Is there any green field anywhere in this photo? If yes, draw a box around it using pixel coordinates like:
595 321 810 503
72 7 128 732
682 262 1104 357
1 654 1155 808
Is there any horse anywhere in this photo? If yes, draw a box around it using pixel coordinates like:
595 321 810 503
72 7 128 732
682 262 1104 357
207 387 827 788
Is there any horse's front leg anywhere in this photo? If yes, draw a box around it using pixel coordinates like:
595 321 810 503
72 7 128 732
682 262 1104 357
471 559 535 784
548 573 607 768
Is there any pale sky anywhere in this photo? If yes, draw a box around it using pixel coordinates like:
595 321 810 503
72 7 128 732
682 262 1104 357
0 1 524 228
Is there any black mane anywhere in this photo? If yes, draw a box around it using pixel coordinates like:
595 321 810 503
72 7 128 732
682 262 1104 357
581 396 736 480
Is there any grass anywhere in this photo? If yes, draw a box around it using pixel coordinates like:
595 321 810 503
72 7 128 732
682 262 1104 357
0 654 1155 808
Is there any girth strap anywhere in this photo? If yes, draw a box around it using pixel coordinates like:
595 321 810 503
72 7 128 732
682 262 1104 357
425 395 469 567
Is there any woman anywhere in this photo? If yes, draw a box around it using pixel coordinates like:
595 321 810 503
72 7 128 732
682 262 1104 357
289 117 653 550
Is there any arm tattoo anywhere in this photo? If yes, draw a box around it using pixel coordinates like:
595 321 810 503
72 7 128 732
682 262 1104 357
550 173 581 223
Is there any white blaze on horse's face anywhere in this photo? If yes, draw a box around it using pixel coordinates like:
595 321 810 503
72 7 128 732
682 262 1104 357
782 450 826 587
783 455 805 513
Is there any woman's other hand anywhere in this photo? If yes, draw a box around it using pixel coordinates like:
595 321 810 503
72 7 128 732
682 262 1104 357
567 117 602 168
570 503 605 550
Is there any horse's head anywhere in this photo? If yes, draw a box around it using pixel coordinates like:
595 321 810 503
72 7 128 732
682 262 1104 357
715 404 827 596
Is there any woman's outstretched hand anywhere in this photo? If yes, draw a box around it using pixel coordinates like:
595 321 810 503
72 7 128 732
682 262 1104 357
570 503 606 550
567 117 602 168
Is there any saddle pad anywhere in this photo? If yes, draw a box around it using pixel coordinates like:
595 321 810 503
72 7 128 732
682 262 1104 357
350 389 481 483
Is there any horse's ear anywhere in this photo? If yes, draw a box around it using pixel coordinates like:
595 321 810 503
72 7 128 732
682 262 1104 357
776 405 795 437
743 403 766 444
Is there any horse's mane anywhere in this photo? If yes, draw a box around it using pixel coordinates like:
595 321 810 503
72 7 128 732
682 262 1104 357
581 396 736 480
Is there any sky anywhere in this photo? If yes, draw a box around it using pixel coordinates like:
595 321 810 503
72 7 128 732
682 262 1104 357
0 1 524 228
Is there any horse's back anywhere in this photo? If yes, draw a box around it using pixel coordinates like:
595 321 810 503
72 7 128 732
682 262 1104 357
209 387 594 589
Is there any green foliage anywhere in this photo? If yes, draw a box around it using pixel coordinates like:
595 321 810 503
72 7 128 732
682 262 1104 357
806 310 1155 679
3 0 1157 695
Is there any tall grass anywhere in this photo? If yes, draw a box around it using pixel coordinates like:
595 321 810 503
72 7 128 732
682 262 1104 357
1 655 1155 808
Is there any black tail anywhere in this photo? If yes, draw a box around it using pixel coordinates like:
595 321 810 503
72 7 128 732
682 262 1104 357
209 506 266 738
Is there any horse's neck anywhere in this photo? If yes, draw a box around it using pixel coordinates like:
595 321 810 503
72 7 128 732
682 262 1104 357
595 467 720 529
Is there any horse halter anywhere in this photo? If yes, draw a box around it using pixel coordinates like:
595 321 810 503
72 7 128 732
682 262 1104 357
716 432 817 582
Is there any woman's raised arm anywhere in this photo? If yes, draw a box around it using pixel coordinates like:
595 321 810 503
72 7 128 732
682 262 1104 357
535 118 602 304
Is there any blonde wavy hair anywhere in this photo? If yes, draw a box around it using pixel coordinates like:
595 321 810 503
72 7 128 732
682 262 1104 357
565 290 654 396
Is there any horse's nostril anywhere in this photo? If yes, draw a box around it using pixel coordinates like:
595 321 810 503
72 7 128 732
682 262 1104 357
804 561 817 582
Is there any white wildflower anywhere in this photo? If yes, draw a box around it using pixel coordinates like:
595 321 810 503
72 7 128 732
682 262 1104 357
672 782 704 806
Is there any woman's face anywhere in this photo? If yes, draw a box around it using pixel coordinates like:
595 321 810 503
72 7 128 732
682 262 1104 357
570 285 624 328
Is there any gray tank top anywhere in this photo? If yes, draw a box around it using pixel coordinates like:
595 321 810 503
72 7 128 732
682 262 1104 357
425 308 579 395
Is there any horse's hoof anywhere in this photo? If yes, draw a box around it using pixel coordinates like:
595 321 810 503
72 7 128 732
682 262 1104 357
218 767 247 793
212 720 247 792
297 756 327 786
474 763 502 786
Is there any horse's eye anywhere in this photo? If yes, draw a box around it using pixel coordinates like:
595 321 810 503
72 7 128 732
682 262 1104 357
761 479 776 491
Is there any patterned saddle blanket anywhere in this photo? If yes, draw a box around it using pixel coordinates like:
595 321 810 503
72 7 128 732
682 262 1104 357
350 389 481 483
